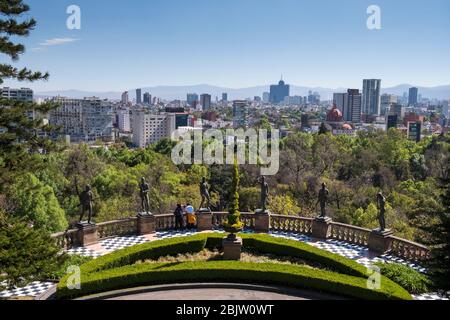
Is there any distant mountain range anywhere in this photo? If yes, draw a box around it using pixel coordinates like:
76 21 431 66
36 84 450 101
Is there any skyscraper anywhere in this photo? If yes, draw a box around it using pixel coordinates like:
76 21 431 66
222 93 228 102
262 92 270 103
344 89 362 123
187 93 199 108
333 93 346 114
121 91 129 105
136 88 142 104
362 79 381 116
269 79 290 104
143 92 152 105
200 94 212 111
408 87 419 106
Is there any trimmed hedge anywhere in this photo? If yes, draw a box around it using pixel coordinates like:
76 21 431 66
57 233 412 300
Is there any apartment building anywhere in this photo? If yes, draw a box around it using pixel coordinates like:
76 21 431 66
131 109 176 148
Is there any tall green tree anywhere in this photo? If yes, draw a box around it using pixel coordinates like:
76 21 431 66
0 0 58 188
11 173 68 232
425 163 450 291
0 211 64 290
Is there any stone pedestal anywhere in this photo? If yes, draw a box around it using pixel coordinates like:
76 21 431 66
137 212 156 235
368 229 394 253
222 236 243 260
75 222 98 247
311 217 333 239
254 209 270 232
197 209 213 231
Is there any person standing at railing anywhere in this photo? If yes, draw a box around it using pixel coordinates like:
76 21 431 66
185 203 196 229
174 204 184 230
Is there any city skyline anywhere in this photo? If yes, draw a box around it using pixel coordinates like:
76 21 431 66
3 0 450 92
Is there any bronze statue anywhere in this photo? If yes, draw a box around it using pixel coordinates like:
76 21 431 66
259 176 269 212
199 177 211 209
78 185 94 224
376 191 386 231
316 183 329 218
139 177 150 214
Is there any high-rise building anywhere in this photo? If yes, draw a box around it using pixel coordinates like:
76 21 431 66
187 93 199 108
143 92 152 105
1 87 34 120
362 79 381 116
262 92 270 103
131 110 176 148
408 87 419 106
222 93 228 102
117 109 131 132
443 101 450 119
344 89 362 123
284 96 303 105
121 91 129 105
233 100 249 128
200 94 212 111
269 79 290 104
308 91 320 104
386 115 398 131
333 93 346 114
389 104 405 119
48 97 115 143
381 94 398 116
136 89 142 104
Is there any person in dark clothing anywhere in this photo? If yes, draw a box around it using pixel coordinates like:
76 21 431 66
174 204 184 230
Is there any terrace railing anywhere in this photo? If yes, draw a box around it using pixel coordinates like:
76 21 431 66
51 212 430 262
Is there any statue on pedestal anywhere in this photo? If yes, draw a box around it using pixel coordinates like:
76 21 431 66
199 177 211 210
139 177 151 214
259 176 269 212
376 191 387 232
78 185 94 224
316 183 329 218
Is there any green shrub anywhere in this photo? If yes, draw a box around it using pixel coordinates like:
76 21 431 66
57 261 411 300
57 233 412 300
374 262 431 294
46 254 93 280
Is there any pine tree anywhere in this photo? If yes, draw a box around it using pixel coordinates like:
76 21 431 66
0 1 65 291
0 211 64 290
425 162 450 292
0 0 59 189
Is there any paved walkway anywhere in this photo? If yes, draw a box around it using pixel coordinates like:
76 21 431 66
0 229 448 300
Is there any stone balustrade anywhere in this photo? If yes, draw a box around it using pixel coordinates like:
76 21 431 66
390 236 430 262
270 215 313 235
329 222 371 246
51 212 430 263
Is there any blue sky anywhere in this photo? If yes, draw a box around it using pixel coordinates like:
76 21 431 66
3 0 450 92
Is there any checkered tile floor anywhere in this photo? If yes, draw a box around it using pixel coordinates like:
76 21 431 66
100 235 148 252
0 281 55 298
1 230 447 300
66 247 104 258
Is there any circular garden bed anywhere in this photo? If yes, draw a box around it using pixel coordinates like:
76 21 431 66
56 233 412 300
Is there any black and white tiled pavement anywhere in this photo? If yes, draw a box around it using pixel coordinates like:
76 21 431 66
0 281 55 298
1 230 448 300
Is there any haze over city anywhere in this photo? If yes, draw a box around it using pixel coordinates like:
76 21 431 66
3 0 450 92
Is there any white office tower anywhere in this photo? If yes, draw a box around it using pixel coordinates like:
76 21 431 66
118 109 131 132
362 79 381 116
381 94 398 116
132 110 176 148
